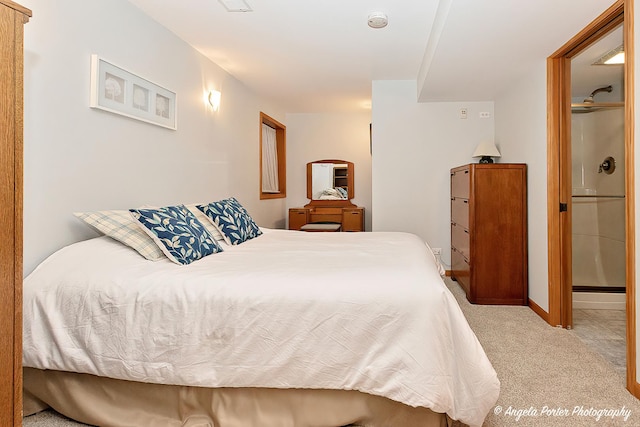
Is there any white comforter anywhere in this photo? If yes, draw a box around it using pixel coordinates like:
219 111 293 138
23 229 499 426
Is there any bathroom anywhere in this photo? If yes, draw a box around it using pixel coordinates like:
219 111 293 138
570 21 626 377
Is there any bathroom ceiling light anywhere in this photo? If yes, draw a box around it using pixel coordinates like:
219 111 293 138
593 45 624 65
367 12 388 29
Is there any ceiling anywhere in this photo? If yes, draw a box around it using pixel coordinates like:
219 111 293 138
126 0 621 113
571 24 624 101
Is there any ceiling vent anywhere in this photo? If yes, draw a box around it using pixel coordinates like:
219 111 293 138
218 0 252 12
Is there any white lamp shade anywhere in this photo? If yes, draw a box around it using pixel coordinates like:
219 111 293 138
472 141 501 158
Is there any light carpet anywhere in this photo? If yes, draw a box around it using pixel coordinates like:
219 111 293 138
446 278 639 426
23 277 640 426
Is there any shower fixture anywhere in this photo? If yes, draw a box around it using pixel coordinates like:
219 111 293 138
583 85 613 103
598 156 616 174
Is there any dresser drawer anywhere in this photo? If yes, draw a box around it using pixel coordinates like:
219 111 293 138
451 168 470 199
342 208 364 232
451 197 469 229
451 247 470 295
288 208 309 230
310 213 342 223
311 207 343 215
451 222 470 260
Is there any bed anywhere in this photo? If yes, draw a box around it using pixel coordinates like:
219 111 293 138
23 213 499 427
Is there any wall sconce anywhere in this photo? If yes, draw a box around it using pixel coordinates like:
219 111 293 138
472 141 501 164
207 90 221 111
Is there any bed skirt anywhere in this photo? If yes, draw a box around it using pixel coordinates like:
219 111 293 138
23 368 453 427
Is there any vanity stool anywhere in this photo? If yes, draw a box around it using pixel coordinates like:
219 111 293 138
300 223 342 232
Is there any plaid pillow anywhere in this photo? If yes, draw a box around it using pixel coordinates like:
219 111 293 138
74 210 165 260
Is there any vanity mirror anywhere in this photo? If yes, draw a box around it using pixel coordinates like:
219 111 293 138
306 159 354 205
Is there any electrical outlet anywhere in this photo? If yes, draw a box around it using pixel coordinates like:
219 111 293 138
432 248 441 255
459 108 468 119
479 111 491 118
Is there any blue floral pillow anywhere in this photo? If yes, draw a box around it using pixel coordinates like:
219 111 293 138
130 204 223 265
196 197 262 245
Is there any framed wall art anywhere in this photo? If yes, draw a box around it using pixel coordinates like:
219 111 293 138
90 54 177 130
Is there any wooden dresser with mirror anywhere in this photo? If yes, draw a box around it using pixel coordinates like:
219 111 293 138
288 159 364 232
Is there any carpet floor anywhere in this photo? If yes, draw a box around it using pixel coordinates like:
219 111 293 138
23 277 640 426
445 278 639 426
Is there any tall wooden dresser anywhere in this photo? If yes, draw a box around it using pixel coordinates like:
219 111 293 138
450 163 528 305
0 1 30 425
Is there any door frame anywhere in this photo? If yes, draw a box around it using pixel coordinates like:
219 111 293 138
547 0 638 395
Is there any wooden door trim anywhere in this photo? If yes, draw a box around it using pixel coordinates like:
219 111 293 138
547 0 638 397
13 5 24 423
624 0 637 396
0 3 28 425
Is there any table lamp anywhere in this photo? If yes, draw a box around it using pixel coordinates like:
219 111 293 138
472 141 501 164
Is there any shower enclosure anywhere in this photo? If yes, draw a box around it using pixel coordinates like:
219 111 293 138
571 92 625 300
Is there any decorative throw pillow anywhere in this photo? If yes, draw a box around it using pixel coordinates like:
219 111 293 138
196 197 262 245
140 203 224 242
185 203 225 242
130 204 223 265
74 210 165 261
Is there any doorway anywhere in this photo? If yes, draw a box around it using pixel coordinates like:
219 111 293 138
547 0 637 393
570 21 626 377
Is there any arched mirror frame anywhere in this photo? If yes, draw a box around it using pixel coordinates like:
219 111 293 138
305 159 356 208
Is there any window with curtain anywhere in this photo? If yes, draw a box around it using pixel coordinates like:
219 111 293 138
261 123 279 193
260 112 286 199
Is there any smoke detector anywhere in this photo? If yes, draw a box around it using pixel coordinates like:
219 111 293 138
367 12 388 29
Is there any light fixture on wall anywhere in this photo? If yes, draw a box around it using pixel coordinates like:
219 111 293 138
472 141 501 164
207 90 221 111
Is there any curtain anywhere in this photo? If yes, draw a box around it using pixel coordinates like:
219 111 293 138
262 124 279 193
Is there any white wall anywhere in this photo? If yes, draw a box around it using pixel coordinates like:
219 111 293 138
286 112 372 229
371 80 494 265
21 0 287 274
493 63 550 310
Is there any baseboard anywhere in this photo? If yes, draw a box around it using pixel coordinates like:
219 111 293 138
572 292 626 310
528 298 550 323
